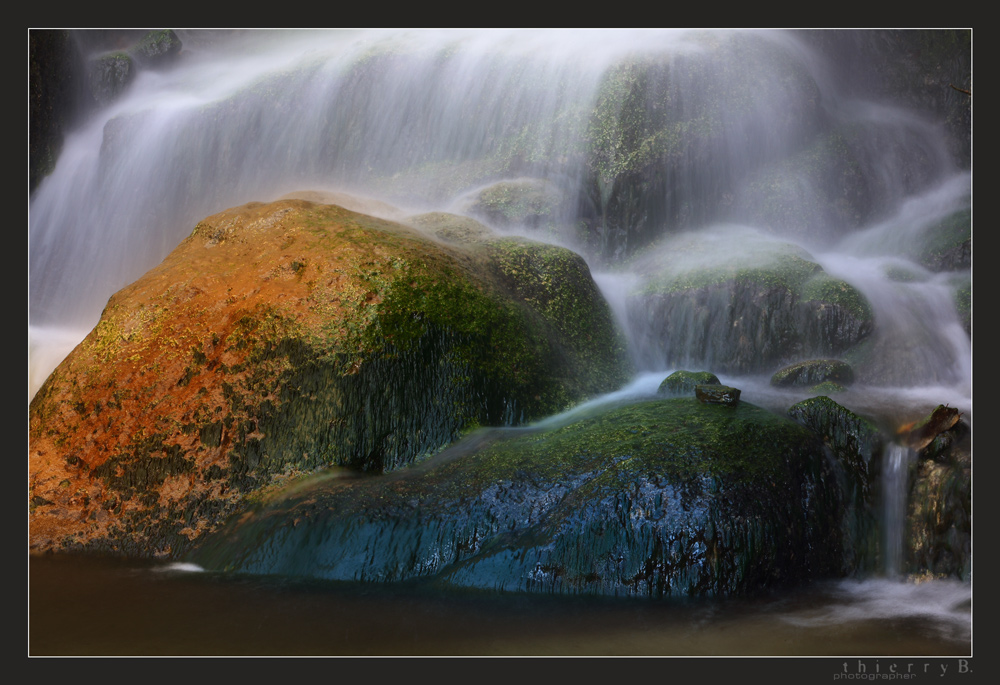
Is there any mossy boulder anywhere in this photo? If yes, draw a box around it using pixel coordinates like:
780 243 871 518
731 131 878 243
86 31 183 107
626 230 873 373
192 398 847 598
578 33 823 260
408 212 633 398
28 198 631 556
771 359 855 388
131 30 182 67
657 370 720 396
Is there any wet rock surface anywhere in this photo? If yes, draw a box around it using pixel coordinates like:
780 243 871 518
694 385 741 406
192 398 848 598
787 396 883 573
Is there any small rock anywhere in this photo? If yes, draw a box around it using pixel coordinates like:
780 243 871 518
695 384 741 406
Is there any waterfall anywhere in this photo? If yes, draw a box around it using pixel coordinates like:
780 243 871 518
30 28 970 411
29 29 679 394
882 443 916 577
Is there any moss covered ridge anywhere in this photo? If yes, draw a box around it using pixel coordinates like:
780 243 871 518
192 397 846 597
28 198 631 556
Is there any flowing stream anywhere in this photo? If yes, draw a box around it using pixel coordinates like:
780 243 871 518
28 29 971 657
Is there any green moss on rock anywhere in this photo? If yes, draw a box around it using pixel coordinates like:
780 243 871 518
810 381 847 394
658 370 720 396
627 232 873 373
771 359 855 387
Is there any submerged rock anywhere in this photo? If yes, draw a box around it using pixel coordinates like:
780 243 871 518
28 198 631 556
191 398 846 598
657 370 720 396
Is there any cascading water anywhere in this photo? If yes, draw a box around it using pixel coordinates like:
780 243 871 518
29 29 971 655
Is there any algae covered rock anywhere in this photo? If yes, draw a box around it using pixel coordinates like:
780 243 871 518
771 359 855 388
657 370 720 396
192 398 845 598
28 198 630 556
626 228 873 373
953 274 971 336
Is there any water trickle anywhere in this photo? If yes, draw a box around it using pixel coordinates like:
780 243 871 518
882 443 916 577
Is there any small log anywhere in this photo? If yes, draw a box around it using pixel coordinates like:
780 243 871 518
901 404 962 451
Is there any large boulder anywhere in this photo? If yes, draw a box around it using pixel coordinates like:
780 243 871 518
192 397 847 597
28 199 631 556
626 229 873 374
